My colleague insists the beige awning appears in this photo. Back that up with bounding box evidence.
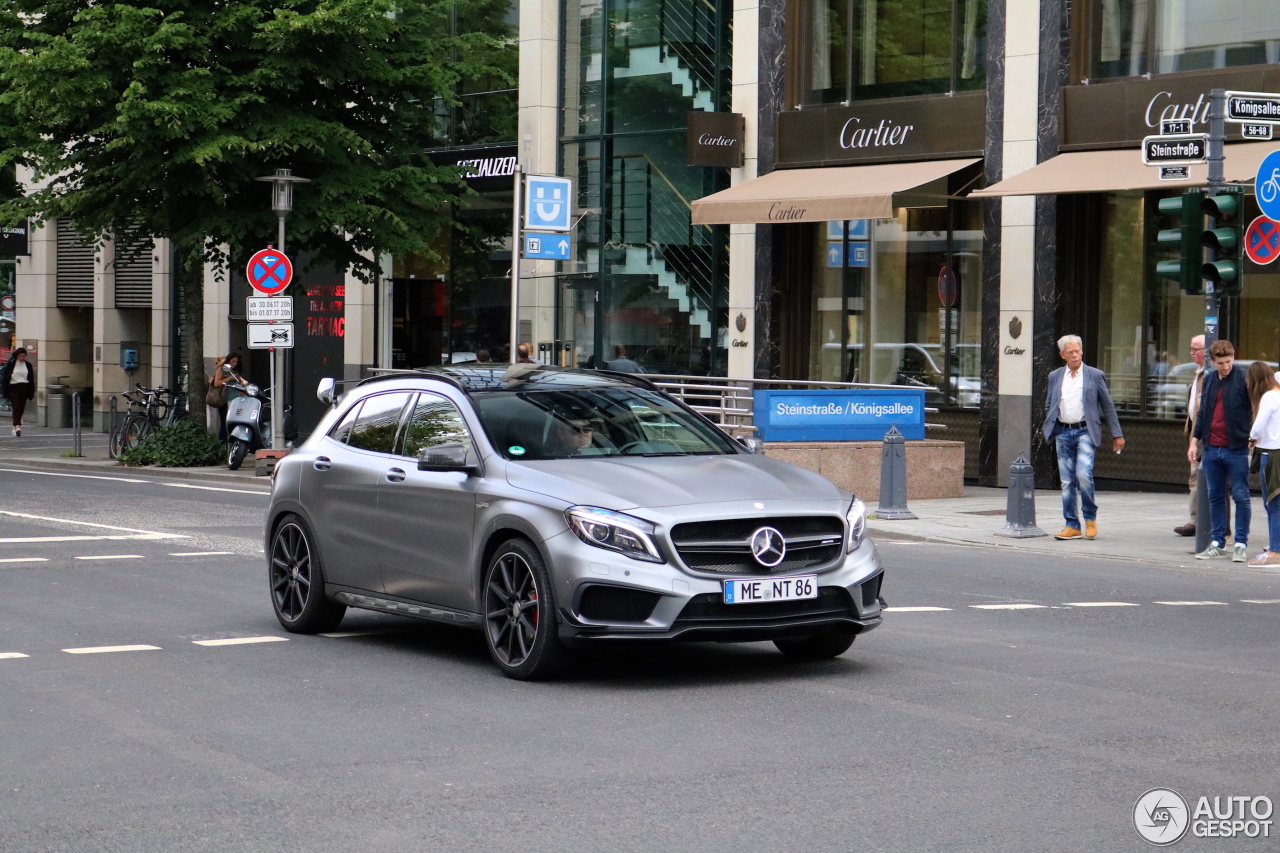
[690,158,981,225]
[971,142,1274,197]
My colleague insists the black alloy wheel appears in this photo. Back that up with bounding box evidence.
[269,514,345,633]
[482,539,569,680]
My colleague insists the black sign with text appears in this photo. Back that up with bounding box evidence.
[687,112,745,168]
[1,222,28,256]
[429,144,519,192]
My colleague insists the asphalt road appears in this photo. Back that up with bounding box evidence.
[1,465,1278,852]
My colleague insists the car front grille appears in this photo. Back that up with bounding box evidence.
[673,587,856,626]
[669,516,845,575]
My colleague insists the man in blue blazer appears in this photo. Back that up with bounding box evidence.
[1041,335,1125,540]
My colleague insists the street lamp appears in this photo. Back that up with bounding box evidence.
[254,168,310,450]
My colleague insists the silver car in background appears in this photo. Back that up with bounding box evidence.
[266,366,884,679]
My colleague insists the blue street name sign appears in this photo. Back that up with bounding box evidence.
[752,389,926,441]
[523,232,572,260]
[525,176,573,231]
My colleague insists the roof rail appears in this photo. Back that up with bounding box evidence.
[590,369,661,392]
[356,368,467,393]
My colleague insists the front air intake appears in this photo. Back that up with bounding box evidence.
[577,585,662,622]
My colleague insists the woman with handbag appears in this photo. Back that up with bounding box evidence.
[0,347,36,436]
[1246,361,1280,567]
[208,352,245,443]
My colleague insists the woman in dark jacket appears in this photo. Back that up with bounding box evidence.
[0,347,36,436]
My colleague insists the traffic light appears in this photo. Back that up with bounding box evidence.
[1156,191,1203,295]
[1201,189,1243,294]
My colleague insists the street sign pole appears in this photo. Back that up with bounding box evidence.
[510,164,522,365]
[1195,89,1228,554]
[273,215,286,451]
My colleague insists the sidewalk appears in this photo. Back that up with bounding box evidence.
[0,424,266,485]
[867,485,1280,571]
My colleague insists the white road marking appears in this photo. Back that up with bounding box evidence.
[1240,599,1280,604]
[62,644,160,654]
[0,535,172,543]
[0,652,29,659]
[0,467,150,483]
[1064,601,1141,607]
[970,603,1047,610]
[192,636,288,647]
[0,510,186,539]
[74,554,144,561]
[161,483,271,496]
[883,606,952,612]
[319,629,401,638]
[1154,601,1228,606]
[0,557,49,564]
[169,552,235,557]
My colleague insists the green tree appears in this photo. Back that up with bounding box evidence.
[0,0,511,420]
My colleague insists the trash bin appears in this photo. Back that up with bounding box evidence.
[46,377,70,428]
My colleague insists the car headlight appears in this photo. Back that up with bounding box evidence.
[846,497,868,552]
[565,506,664,563]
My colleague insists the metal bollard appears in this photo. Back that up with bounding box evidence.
[71,391,83,457]
[874,424,917,520]
[107,395,118,459]
[994,453,1046,538]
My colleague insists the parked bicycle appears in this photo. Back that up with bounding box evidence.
[109,384,185,457]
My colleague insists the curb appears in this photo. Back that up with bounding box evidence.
[0,456,269,487]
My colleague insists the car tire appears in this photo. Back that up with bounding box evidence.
[228,440,247,471]
[482,538,571,680]
[773,627,856,660]
[269,514,346,634]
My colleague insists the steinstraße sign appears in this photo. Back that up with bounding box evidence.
[751,389,926,441]
[1142,133,1208,165]
[687,111,745,168]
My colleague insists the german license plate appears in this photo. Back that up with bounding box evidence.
[723,575,817,604]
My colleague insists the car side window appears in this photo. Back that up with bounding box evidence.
[327,402,362,444]
[346,392,413,454]
[399,392,473,459]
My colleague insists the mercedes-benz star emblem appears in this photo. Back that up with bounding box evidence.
[750,526,786,568]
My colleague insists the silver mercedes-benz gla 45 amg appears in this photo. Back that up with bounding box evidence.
[265,366,884,679]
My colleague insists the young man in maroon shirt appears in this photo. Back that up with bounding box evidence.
[1190,339,1253,561]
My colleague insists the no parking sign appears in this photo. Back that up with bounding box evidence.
[1245,216,1280,266]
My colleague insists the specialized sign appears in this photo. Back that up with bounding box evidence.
[751,388,926,441]
[1255,150,1280,221]
[430,144,519,192]
[1142,133,1208,166]
[1225,90,1280,125]
[246,296,293,321]
[522,233,572,260]
[1245,216,1280,266]
[245,248,293,295]
[1243,124,1274,140]
[0,222,28,256]
[1160,166,1191,181]
[524,176,573,232]
[247,323,294,349]
[687,111,745,168]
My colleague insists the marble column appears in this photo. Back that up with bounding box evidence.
[753,0,786,379]
[727,0,760,380]
[978,0,1006,485]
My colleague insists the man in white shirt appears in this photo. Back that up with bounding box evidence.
[1175,335,1206,536]
[1040,335,1125,540]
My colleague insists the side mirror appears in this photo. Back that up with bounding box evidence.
[737,436,765,454]
[316,377,336,406]
[417,443,477,472]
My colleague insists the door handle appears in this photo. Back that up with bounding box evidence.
[313,456,332,471]
[386,467,406,483]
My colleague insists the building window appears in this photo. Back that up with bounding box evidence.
[809,200,982,407]
[1090,0,1280,80]
[801,0,987,104]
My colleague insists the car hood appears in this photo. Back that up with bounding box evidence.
[504,453,846,510]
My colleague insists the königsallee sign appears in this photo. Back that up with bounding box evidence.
[752,389,926,441]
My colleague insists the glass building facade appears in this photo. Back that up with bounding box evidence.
[559,0,733,375]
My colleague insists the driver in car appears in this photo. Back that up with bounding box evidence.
[547,418,593,456]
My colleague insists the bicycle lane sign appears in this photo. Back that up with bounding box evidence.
[1245,216,1280,265]
[1255,150,1280,221]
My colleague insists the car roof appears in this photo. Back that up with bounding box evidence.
[356,365,658,394]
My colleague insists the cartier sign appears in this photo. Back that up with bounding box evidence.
[687,111,745,167]
[777,91,985,168]
[1062,67,1280,150]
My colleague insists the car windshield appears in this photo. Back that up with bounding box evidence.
[473,386,739,460]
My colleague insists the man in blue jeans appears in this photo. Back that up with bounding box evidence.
[1041,335,1125,540]
[1191,339,1252,561]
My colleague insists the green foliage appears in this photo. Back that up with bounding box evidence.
[119,418,225,467]
[0,0,514,279]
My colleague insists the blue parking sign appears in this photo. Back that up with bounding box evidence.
[525,176,573,231]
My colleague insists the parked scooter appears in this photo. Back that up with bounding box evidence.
[225,379,271,470]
